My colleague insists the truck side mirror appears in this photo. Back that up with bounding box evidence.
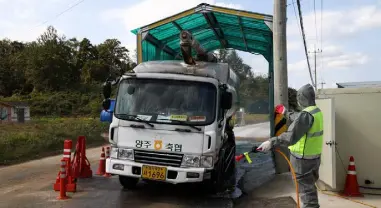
[102,81,112,99]
[221,91,232,109]
[102,98,111,110]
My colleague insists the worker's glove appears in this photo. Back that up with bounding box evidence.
[275,104,286,115]
[258,140,272,152]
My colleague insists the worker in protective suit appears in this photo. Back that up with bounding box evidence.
[258,84,324,208]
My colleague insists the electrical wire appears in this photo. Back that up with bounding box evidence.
[277,149,376,208]
[313,0,319,46]
[359,186,381,190]
[291,0,304,44]
[286,0,311,7]
[320,0,323,53]
[296,0,315,87]
[319,0,324,84]
[33,0,85,29]
[275,147,377,208]
[335,145,381,192]
[238,147,378,208]
[315,184,377,208]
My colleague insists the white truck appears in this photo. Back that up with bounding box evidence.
[102,30,240,192]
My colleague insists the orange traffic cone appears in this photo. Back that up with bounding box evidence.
[96,147,106,175]
[53,172,61,191]
[103,146,112,178]
[342,156,363,197]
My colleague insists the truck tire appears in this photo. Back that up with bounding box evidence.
[225,144,236,189]
[204,130,236,194]
[119,176,139,189]
[224,130,236,190]
[205,158,225,194]
[226,131,236,178]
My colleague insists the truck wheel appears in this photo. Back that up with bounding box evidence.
[119,176,139,189]
[225,145,236,189]
[209,149,227,194]
[205,162,224,194]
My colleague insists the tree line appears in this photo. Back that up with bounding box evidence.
[216,49,298,112]
[0,26,135,97]
[0,25,297,116]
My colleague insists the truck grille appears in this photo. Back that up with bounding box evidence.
[134,149,183,167]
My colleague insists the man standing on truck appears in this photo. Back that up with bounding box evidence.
[258,84,324,208]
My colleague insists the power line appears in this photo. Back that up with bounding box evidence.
[33,0,85,29]
[308,45,322,90]
[318,0,324,85]
[291,0,304,43]
[320,81,326,89]
[320,0,324,71]
[286,0,309,7]
[320,0,323,50]
[313,0,319,45]
[296,0,315,87]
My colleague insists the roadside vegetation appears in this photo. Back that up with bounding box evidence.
[0,117,108,165]
[244,114,269,125]
[0,26,298,165]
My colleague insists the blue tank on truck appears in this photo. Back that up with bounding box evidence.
[100,99,115,122]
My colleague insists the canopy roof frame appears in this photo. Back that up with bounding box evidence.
[131,3,275,136]
[132,3,273,62]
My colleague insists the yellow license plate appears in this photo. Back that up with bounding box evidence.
[141,165,167,181]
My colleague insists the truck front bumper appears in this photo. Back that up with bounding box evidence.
[106,158,211,184]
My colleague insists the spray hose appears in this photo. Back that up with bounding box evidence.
[236,147,377,208]
[236,147,301,207]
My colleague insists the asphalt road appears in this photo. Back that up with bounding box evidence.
[234,122,270,139]
[0,122,295,208]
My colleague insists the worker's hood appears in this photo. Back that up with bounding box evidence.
[297,84,316,108]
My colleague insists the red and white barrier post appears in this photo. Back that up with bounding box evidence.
[57,159,70,200]
[103,146,111,178]
[63,140,77,192]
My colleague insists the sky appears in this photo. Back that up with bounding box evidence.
[1,0,381,89]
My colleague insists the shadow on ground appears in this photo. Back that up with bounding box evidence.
[56,139,296,208]
[0,139,296,208]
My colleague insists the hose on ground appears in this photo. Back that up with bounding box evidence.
[315,183,377,208]
[239,148,378,208]
[275,148,377,208]
[274,148,300,208]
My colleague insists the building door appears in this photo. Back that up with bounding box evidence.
[316,98,336,189]
[17,108,25,123]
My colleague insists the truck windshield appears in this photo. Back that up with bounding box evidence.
[115,78,217,125]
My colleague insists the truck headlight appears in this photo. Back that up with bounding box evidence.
[110,147,118,159]
[201,156,213,168]
[118,148,134,160]
[182,155,200,167]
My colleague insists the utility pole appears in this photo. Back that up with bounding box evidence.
[320,81,326,89]
[273,0,289,174]
[308,45,322,90]
[273,0,288,108]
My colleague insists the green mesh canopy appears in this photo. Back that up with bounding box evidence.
[131,3,273,63]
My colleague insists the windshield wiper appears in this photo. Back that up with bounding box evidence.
[115,114,154,127]
[157,119,201,131]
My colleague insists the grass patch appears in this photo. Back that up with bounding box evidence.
[0,114,268,165]
[0,117,109,166]
[244,114,269,125]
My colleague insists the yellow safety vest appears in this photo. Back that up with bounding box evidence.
[229,115,236,127]
[288,106,324,159]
